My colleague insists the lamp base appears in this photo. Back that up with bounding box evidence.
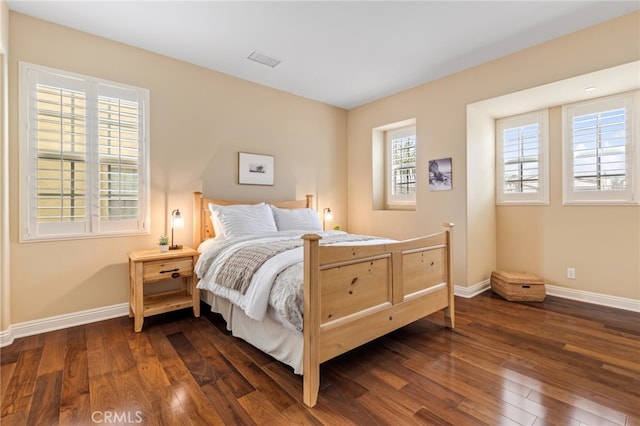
[169,244,183,250]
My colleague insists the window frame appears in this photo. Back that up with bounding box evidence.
[385,124,416,208]
[496,109,549,205]
[19,62,150,242]
[562,91,639,205]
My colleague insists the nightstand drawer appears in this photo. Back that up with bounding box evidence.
[143,258,193,282]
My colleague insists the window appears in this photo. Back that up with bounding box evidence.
[496,110,549,204]
[19,62,150,241]
[386,125,416,207]
[563,91,638,205]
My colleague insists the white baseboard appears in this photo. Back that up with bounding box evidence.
[0,303,129,348]
[0,326,13,348]
[456,280,639,312]
[545,285,640,313]
[455,279,491,298]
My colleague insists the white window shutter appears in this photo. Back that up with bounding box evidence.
[496,110,549,205]
[386,125,416,207]
[563,91,638,205]
[19,62,150,241]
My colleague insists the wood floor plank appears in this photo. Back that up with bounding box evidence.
[320,363,370,401]
[184,321,259,399]
[36,329,67,376]
[502,356,636,420]
[237,390,289,425]
[85,321,114,378]
[278,402,325,425]
[525,389,624,426]
[145,326,227,425]
[2,293,639,425]
[310,380,387,425]
[201,379,257,426]
[25,370,62,425]
[167,331,221,387]
[59,327,91,426]
[355,391,424,425]
[563,342,640,372]
[88,372,123,418]
[0,412,27,426]
[195,320,292,402]
[0,362,16,399]
[152,397,194,426]
[128,339,172,392]
[0,334,43,365]
[455,398,527,426]
[0,347,43,418]
[113,370,159,425]
[261,361,304,401]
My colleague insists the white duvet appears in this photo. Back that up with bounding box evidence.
[195,230,390,331]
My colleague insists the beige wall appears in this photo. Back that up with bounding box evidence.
[1,0,9,333]
[6,10,640,328]
[347,11,640,297]
[496,104,639,299]
[8,13,347,323]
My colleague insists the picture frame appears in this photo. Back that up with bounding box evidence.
[238,152,274,185]
[429,157,452,191]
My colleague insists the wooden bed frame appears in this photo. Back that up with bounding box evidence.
[193,192,455,407]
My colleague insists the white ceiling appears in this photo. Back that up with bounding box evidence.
[7,0,640,109]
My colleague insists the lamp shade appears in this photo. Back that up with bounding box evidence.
[170,209,184,250]
[172,209,184,229]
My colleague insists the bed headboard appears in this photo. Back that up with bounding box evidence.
[192,191,314,248]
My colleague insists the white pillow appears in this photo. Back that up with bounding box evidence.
[208,202,277,239]
[209,209,226,240]
[270,205,322,231]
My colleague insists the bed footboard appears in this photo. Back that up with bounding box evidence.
[302,223,454,407]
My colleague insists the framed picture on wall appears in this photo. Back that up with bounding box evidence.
[238,152,275,185]
[429,157,452,191]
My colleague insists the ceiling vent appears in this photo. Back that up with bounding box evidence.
[247,51,281,68]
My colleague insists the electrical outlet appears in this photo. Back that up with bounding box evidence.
[567,268,576,279]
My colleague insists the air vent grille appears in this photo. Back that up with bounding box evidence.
[247,51,281,68]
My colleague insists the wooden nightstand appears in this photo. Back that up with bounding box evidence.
[128,247,200,332]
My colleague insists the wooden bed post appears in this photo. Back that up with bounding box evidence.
[302,233,321,407]
[442,223,455,329]
[193,192,203,249]
[304,194,314,209]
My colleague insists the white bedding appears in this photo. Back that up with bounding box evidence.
[202,291,304,374]
[195,230,392,331]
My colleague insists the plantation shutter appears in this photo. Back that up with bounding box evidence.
[20,62,149,241]
[496,110,549,205]
[95,85,144,233]
[27,70,89,237]
[570,107,627,192]
[563,93,637,204]
[386,125,416,206]
[391,134,416,195]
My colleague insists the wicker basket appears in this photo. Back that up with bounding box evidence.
[491,270,545,302]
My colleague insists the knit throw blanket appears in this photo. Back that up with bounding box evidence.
[215,233,383,295]
[216,239,303,294]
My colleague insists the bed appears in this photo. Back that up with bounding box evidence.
[192,191,455,407]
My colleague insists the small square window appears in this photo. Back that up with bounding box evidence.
[496,110,549,205]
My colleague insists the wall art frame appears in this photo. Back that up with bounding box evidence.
[238,152,275,186]
[429,157,452,191]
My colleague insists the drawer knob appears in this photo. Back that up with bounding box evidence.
[171,272,180,279]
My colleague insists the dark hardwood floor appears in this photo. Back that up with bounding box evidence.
[2,291,639,425]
